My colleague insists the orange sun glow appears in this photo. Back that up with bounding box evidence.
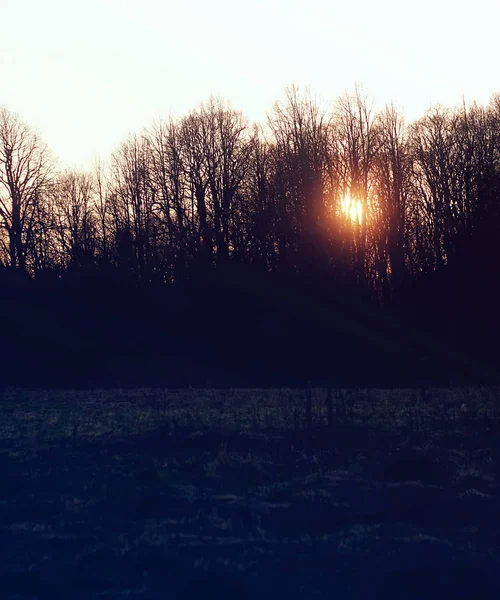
[340,195,362,224]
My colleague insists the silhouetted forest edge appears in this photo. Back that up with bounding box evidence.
[0,264,497,389]
[0,88,499,388]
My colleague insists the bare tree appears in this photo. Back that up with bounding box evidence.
[179,111,211,269]
[240,125,278,270]
[92,157,113,269]
[410,105,461,271]
[110,134,156,282]
[268,85,331,273]
[332,87,379,284]
[372,104,412,295]
[196,98,252,265]
[147,118,192,280]
[52,169,97,273]
[0,108,52,272]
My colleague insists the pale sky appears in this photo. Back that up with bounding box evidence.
[1,0,498,168]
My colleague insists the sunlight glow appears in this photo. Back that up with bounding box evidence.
[341,195,363,225]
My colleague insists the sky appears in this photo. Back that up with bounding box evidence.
[0,0,498,169]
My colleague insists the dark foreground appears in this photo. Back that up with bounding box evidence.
[1,387,500,599]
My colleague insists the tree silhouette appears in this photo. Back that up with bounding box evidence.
[0,88,499,387]
[0,108,52,272]
[371,104,411,298]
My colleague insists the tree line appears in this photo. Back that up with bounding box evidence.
[1,86,499,387]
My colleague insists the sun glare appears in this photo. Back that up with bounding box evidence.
[341,195,362,224]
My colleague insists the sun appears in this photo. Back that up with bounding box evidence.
[340,195,362,224]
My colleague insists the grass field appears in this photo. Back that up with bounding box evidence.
[1,386,500,599]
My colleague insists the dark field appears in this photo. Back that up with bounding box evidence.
[1,386,500,599]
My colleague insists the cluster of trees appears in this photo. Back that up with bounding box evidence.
[0,87,499,386]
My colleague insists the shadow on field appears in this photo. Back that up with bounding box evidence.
[1,388,500,598]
